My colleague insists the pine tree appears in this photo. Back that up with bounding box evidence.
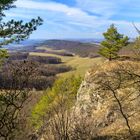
[0,0,43,60]
[0,1,43,139]
[99,24,129,61]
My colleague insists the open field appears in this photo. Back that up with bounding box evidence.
[36,46,67,53]
[29,51,104,77]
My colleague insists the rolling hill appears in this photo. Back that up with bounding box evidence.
[39,39,100,57]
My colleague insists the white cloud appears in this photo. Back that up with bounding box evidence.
[76,0,120,18]
[67,21,94,28]
[5,12,32,19]
[14,0,101,28]
[15,0,88,17]
[11,0,140,39]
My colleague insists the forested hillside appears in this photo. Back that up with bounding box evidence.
[40,40,100,57]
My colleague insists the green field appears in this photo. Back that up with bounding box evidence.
[30,50,103,77]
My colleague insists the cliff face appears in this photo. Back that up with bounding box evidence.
[76,71,103,116]
[39,61,140,140]
[75,69,117,128]
[74,61,140,136]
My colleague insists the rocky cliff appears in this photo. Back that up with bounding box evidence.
[74,61,140,138]
[39,61,140,140]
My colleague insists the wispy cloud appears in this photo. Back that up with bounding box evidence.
[15,0,87,17]
[5,0,140,39]
[5,12,32,19]
[76,0,119,18]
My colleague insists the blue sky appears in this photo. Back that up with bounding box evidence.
[5,0,140,39]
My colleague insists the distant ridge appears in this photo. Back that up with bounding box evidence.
[4,39,101,57]
[41,39,100,57]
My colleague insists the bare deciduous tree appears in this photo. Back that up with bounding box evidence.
[0,61,38,140]
[94,61,140,136]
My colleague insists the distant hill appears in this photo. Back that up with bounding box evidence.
[4,39,45,51]
[4,39,101,57]
[67,38,103,43]
[41,40,100,57]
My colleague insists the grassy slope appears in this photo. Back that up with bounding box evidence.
[29,51,103,77]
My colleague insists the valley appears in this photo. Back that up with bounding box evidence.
[30,47,103,77]
[7,39,103,77]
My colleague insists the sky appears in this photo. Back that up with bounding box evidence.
[4,0,140,39]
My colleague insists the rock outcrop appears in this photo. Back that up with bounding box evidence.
[74,61,140,136]
[75,68,117,128]
[39,61,140,139]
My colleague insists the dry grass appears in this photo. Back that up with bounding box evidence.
[29,52,104,77]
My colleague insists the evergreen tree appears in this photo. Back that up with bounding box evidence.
[99,24,129,61]
[0,0,43,60]
[0,1,43,139]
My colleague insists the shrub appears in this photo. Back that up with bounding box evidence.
[31,76,82,129]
